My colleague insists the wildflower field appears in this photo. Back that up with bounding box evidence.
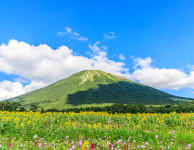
[0,111,193,149]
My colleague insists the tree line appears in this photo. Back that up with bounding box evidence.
[0,101,194,113]
[46,102,194,113]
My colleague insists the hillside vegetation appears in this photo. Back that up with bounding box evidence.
[7,70,193,109]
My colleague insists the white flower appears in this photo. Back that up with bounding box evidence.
[33,134,38,139]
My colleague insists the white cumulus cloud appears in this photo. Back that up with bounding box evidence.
[131,57,194,89]
[1,40,194,100]
[0,39,130,100]
[0,80,46,100]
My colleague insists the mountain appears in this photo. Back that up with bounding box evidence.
[7,70,193,109]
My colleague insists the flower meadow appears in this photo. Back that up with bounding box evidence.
[0,111,193,149]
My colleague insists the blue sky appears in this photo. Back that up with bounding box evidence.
[0,0,194,99]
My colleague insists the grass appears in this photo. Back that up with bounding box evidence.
[0,111,193,149]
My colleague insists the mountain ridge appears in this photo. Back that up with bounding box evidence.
[7,70,193,109]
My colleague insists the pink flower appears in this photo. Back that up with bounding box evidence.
[79,140,83,146]
[116,139,122,144]
[172,136,176,139]
[39,143,42,148]
[187,144,192,148]
[8,144,12,148]
[72,145,76,149]
[145,142,149,145]
[71,140,74,144]
[141,145,146,148]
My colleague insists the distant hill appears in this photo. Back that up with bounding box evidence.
[7,70,193,109]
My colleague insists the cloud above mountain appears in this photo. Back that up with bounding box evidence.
[1,40,194,100]
[0,40,129,100]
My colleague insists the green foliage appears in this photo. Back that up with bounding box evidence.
[46,102,194,114]
[0,101,22,111]
[1,101,194,114]
[7,70,194,110]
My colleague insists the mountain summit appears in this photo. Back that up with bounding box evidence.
[8,70,191,109]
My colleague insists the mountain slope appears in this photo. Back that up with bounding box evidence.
[7,70,192,109]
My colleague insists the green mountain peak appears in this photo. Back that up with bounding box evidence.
[7,70,192,109]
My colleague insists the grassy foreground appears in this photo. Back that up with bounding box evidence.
[0,111,193,149]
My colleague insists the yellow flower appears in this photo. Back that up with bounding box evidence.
[14,117,20,123]
[104,124,109,129]
[82,141,89,149]
[21,122,24,127]
[27,120,31,125]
